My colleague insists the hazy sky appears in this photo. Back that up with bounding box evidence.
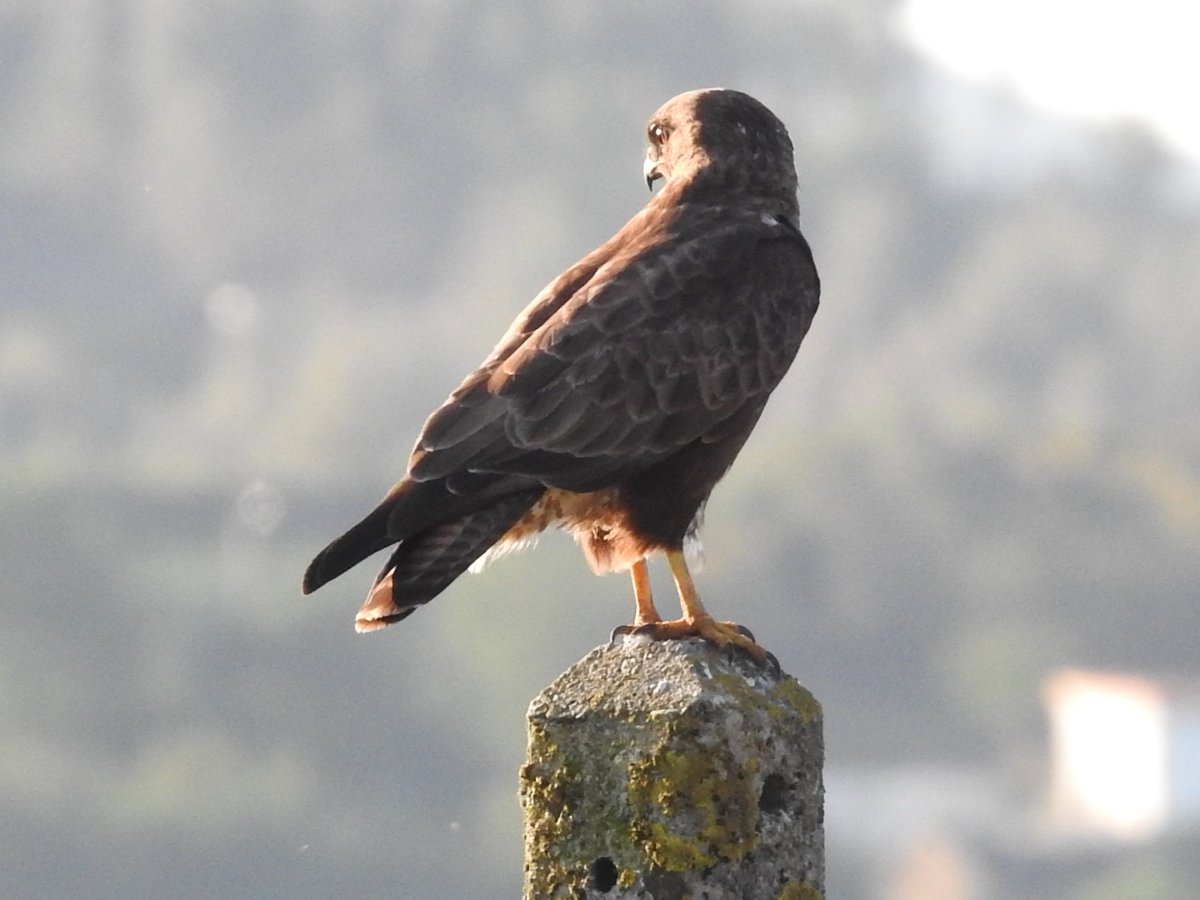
[901,0,1200,164]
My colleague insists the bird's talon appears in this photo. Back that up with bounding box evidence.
[727,639,773,669]
[611,621,667,644]
[614,614,776,669]
[609,623,642,643]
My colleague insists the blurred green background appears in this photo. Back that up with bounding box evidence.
[3,1,1198,897]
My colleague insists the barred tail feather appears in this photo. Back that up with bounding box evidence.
[302,500,397,595]
[354,488,543,632]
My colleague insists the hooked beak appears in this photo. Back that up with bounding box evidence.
[643,155,662,191]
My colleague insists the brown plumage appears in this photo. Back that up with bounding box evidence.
[303,88,820,662]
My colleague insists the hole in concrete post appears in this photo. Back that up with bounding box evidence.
[759,772,788,814]
[589,857,618,892]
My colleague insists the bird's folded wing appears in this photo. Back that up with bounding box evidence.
[409,206,819,493]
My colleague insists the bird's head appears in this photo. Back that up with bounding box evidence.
[643,89,798,206]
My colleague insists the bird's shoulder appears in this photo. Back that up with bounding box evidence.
[408,195,816,485]
[490,198,814,382]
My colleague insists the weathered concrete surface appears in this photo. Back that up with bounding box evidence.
[521,637,823,900]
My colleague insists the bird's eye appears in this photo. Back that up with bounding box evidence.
[650,124,669,146]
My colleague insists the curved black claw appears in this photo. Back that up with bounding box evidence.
[722,641,781,674]
[609,624,636,644]
[628,622,661,637]
[733,624,756,642]
[609,623,664,643]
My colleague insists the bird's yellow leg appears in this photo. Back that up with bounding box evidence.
[610,558,663,641]
[628,549,771,665]
[630,558,661,626]
[611,552,774,667]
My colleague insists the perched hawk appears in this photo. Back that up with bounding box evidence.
[303,89,820,663]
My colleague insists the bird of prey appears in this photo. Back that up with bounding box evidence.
[303,88,820,663]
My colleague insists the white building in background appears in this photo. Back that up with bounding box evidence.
[1043,668,1200,840]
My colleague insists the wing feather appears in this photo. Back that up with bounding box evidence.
[408,204,819,494]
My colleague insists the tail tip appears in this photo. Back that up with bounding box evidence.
[354,608,417,632]
[301,555,326,595]
[354,572,419,632]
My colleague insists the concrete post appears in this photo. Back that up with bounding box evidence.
[520,637,823,899]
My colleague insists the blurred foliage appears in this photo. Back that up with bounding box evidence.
[1,1,1198,898]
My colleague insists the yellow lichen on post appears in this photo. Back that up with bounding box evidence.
[521,638,823,899]
[627,741,761,870]
[777,880,824,900]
